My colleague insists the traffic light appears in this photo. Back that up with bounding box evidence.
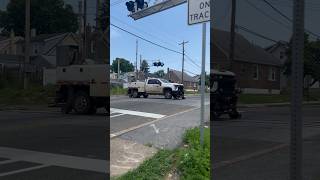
[136,0,148,10]
[126,1,135,13]
[153,61,164,67]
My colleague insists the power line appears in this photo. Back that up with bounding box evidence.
[185,54,201,68]
[236,25,279,43]
[111,23,182,54]
[262,0,320,38]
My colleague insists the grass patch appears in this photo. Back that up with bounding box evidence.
[115,150,174,180]
[111,87,127,96]
[0,84,55,105]
[114,127,210,180]
[177,128,210,180]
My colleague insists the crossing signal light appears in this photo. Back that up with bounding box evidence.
[136,0,148,10]
[153,62,164,67]
[126,1,135,13]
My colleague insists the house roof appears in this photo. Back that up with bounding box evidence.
[264,41,289,53]
[169,69,198,82]
[16,33,67,43]
[212,29,282,66]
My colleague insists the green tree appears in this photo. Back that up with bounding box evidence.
[97,0,108,32]
[111,58,134,73]
[0,0,78,36]
[153,70,166,78]
[284,33,320,87]
[140,60,150,74]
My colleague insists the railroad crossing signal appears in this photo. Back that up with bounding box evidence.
[153,61,164,67]
[125,0,149,13]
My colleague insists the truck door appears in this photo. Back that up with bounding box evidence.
[146,79,155,93]
[154,79,163,93]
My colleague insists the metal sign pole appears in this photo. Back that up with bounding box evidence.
[200,22,206,146]
[290,0,304,179]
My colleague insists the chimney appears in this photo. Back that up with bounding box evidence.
[31,29,36,37]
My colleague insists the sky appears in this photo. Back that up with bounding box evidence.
[110,0,211,76]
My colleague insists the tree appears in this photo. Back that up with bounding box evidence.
[97,0,108,32]
[111,58,134,73]
[284,33,320,87]
[0,0,78,36]
[153,70,166,78]
[140,60,150,74]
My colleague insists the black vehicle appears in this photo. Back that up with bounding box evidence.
[210,70,241,120]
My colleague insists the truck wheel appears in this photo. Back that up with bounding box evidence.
[73,91,91,114]
[229,111,241,119]
[143,93,148,98]
[132,89,139,98]
[61,104,72,114]
[164,89,172,99]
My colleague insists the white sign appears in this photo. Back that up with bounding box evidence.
[188,0,210,25]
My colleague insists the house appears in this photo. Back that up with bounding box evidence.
[0,31,23,55]
[211,29,282,94]
[165,69,198,90]
[265,41,290,90]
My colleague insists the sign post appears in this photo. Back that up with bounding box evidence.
[188,0,210,145]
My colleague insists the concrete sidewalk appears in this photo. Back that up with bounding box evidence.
[238,101,320,108]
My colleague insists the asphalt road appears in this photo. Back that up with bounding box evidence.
[213,105,320,180]
[110,94,210,138]
[0,108,108,180]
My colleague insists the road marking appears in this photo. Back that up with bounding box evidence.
[150,124,160,134]
[0,159,17,165]
[0,147,108,173]
[110,106,200,139]
[110,114,125,118]
[110,108,166,119]
[0,165,50,177]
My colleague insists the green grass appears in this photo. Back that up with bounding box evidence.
[114,150,174,180]
[0,84,55,105]
[111,87,127,96]
[114,127,210,180]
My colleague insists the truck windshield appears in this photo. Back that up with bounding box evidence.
[159,78,170,83]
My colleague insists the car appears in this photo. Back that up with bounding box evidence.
[210,70,241,120]
[127,78,185,99]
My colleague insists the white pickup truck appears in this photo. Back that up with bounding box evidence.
[127,78,185,99]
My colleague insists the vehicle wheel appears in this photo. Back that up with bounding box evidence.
[143,94,149,98]
[73,91,92,114]
[132,89,139,98]
[164,89,172,99]
[61,104,72,114]
[128,90,133,98]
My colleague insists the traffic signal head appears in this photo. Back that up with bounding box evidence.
[126,1,135,13]
[135,0,145,10]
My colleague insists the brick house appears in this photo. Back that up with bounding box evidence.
[211,29,282,94]
[165,69,198,90]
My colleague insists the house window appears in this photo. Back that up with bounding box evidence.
[268,67,276,81]
[253,64,259,80]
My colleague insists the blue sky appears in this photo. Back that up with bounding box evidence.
[110,0,210,76]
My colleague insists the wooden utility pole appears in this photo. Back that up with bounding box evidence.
[78,1,83,61]
[117,59,120,79]
[24,0,30,89]
[83,0,87,62]
[179,41,188,85]
[96,0,100,30]
[136,40,138,79]
[229,0,236,71]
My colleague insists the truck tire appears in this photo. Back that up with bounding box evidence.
[132,89,139,98]
[164,89,172,99]
[73,91,92,114]
[143,93,148,98]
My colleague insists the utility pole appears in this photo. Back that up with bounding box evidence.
[78,1,83,61]
[290,0,304,179]
[229,0,236,71]
[24,0,30,89]
[83,0,87,62]
[136,40,138,79]
[179,41,188,85]
[117,59,120,79]
[96,0,100,30]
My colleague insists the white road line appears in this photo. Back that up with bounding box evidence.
[110,108,166,119]
[110,114,125,118]
[0,147,108,173]
[0,165,50,177]
[0,159,17,165]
